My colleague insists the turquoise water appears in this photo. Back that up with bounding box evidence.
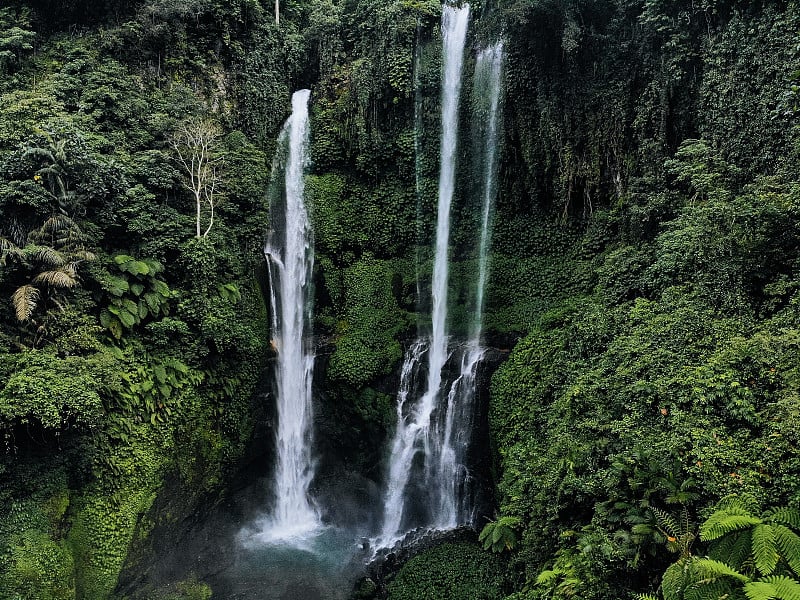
[216,526,368,599]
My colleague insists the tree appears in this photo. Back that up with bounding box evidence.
[171,118,223,238]
[0,8,35,75]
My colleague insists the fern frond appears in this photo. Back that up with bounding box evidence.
[744,581,778,600]
[745,576,800,600]
[61,262,79,278]
[654,507,681,538]
[686,578,743,600]
[26,245,66,267]
[774,526,800,576]
[536,569,561,586]
[636,594,661,600]
[763,575,800,600]
[710,529,752,571]
[753,525,780,576]
[33,269,77,288]
[692,558,750,582]
[73,249,96,261]
[0,237,24,264]
[36,214,79,236]
[716,495,761,515]
[663,559,691,600]
[767,509,800,531]
[702,513,762,542]
[12,285,39,321]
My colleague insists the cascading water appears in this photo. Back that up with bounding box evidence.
[378,4,471,542]
[260,89,321,542]
[435,40,505,525]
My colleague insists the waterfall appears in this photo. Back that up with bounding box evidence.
[261,89,321,542]
[378,4,471,542]
[471,41,503,341]
[434,40,505,526]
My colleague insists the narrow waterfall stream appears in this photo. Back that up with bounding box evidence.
[260,88,321,542]
[435,40,505,527]
[378,4,471,543]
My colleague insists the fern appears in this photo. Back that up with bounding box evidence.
[768,509,800,531]
[663,559,691,600]
[12,285,39,321]
[753,525,780,576]
[764,576,800,600]
[710,528,752,570]
[774,526,800,576]
[33,269,77,288]
[636,594,661,600]
[702,513,762,542]
[26,245,66,267]
[0,236,23,264]
[716,495,761,515]
[744,581,778,600]
[686,578,744,600]
[654,507,682,538]
[745,576,800,600]
[536,569,561,586]
[692,558,749,582]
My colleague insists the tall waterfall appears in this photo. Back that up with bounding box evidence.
[434,40,505,526]
[379,4,471,542]
[261,89,321,542]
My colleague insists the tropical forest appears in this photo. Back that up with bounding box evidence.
[2,0,800,598]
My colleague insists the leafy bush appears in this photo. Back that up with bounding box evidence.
[387,542,509,600]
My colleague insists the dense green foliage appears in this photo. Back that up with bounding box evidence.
[0,1,280,597]
[486,2,800,599]
[386,542,510,600]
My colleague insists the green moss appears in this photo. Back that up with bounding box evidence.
[0,530,75,600]
[68,422,167,600]
[328,257,413,387]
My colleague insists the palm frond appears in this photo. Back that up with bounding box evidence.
[12,285,39,321]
